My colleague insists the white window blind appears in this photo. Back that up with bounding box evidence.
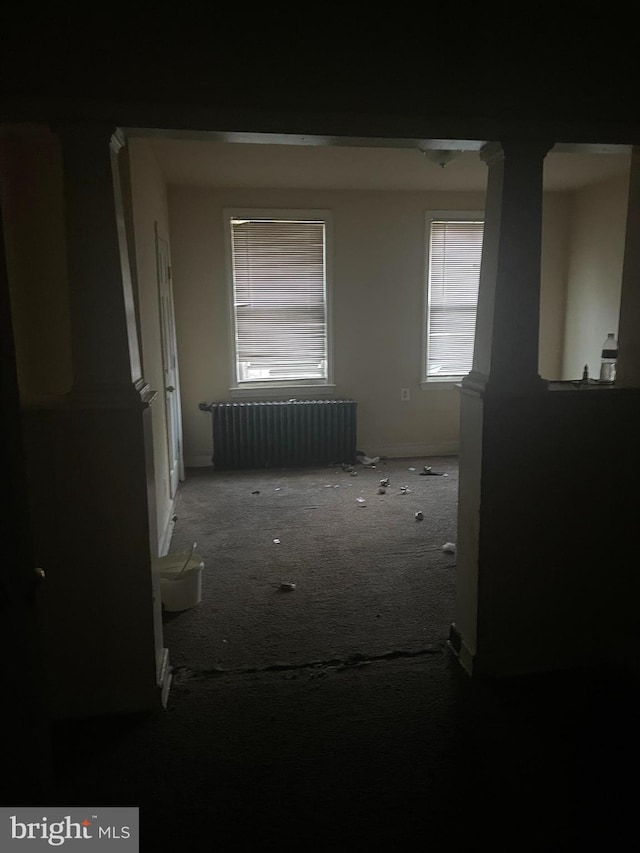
[230,217,328,383]
[426,218,484,378]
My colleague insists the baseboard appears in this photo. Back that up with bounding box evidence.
[447,623,475,676]
[447,623,611,679]
[186,446,458,467]
[373,442,459,459]
[185,454,213,468]
[158,498,177,557]
[162,669,173,709]
[156,647,172,709]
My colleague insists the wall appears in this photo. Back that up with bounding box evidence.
[562,173,630,380]
[0,124,72,400]
[168,186,571,466]
[460,385,640,676]
[540,192,570,380]
[128,138,176,554]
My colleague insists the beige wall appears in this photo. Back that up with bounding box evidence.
[168,186,571,465]
[540,193,571,379]
[0,124,72,400]
[562,173,630,380]
[128,138,175,554]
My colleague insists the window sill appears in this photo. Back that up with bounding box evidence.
[420,379,463,391]
[230,384,337,399]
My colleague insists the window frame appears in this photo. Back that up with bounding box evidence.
[421,210,485,390]
[224,208,335,398]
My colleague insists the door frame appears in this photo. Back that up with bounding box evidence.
[155,221,185,495]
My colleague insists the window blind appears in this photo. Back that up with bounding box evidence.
[230,218,328,382]
[427,219,484,377]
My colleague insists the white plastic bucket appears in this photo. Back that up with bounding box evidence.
[154,544,204,612]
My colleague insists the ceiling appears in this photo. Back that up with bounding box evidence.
[149,138,631,193]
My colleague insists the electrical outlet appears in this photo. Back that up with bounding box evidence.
[400,388,410,401]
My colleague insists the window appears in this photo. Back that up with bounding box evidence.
[424,212,484,383]
[226,211,332,390]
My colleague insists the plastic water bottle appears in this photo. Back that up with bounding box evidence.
[599,333,618,383]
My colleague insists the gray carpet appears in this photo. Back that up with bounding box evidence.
[164,457,458,672]
[45,456,640,848]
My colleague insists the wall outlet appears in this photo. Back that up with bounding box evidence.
[400,388,410,401]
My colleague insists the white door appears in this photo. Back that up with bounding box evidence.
[156,226,184,497]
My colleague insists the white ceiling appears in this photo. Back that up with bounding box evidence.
[149,138,631,193]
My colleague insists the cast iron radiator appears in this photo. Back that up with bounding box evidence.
[199,400,357,470]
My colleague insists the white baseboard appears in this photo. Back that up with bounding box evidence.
[373,442,459,459]
[156,647,172,708]
[162,669,173,709]
[456,638,475,676]
[447,623,475,677]
[185,454,213,468]
[185,446,458,467]
[158,498,177,557]
[448,625,603,679]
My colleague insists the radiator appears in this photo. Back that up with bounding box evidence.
[199,400,357,470]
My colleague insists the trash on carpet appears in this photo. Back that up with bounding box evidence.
[356,454,380,467]
[273,538,281,544]
[419,466,449,477]
[415,511,424,521]
[442,542,456,553]
[252,490,260,495]
[380,477,390,487]
[356,497,366,505]
[408,467,416,471]
[279,582,296,592]
[400,486,411,494]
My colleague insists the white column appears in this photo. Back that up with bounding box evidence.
[616,145,640,387]
[453,138,552,676]
[464,140,553,395]
[35,123,163,716]
[56,123,149,402]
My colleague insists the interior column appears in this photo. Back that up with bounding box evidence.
[466,140,551,394]
[452,139,552,676]
[28,123,164,716]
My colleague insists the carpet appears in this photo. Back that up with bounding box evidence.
[46,456,640,849]
[164,456,458,672]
